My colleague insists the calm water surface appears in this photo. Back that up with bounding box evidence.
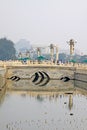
[0,88,87,130]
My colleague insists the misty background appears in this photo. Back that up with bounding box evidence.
[0,0,87,54]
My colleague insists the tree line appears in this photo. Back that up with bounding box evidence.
[0,37,87,63]
[0,38,16,60]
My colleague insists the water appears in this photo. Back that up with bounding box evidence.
[0,87,87,130]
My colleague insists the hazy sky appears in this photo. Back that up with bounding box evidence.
[0,0,87,54]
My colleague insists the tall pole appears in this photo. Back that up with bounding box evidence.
[37,47,41,57]
[55,45,58,64]
[50,44,54,62]
[67,39,77,61]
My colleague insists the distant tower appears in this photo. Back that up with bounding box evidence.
[50,44,54,62]
[55,45,58,64]
[18,52,22,59]
[37,47,41,57]
[26,50,30,58]
[67,39,77,59]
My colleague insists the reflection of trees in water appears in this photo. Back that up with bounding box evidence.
[21,93,26,98]
[35,93,73,104]
[36,93,60,102]
[36,94,44,102]
[49,94,59,101]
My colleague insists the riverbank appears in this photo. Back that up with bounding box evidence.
[74,69,87,90]
[0,68,7,99]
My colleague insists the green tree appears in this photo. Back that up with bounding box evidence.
[59,53,68,62]
[0,38,16,60]
[79,55,87,63]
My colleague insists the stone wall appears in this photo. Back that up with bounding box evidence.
[7,66,75,78]
[0,68,6,89]
[6,66,75,91]
[0,68,6,100]
[0,65,87,91]
[74,69,87,90]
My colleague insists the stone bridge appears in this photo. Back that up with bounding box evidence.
[0,62,87,91]
[6,66,75,91]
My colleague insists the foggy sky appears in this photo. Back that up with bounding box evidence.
[0,0,87,54]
